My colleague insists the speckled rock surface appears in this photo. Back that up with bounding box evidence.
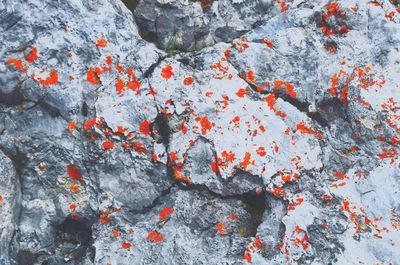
[1,0,400,264]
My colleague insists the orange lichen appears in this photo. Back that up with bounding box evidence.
[161,65,174,80]
[37,69,59,86]
[67,164,83,182]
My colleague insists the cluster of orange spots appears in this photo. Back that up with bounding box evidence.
[102,141,115,150]
[67,164,83,182]
[86,67,101,85]
[99,209,112,224]
[291,225,310,251]
[276,0,288,12]
[271,80,297,98]
[256,146,267,157]
[69,183,79,193]
[295,121,323,140]
[139,120,153,136]
[236,88,251,98]
[333,171,349,180]
[161,65,174,80]
[67,122,77,133]
[173,168,193,184]
[377,148,398,164]
[261,37,274,48]
[234,37,250,53]
[36,69,59,86]
[263,94,286,119]
[217,223,230,236]
[287,197,304,211]
[340,145,358,155]
[178,119,189,134]
[210,57,232,80]
[279,170,300,184]
[381,98,400,133]
[159,207,174,221]
[147,231,165,243]
[320,2,349,38]
[96,37,108,48]
[25,47,38,63]
[7,58,28,73]
[271,186,284,197]
[239,152,255,170]
[121,242,132,249]
[194,116,215,135]
[183,76,194,86]
[243,237,265,263]
[342,199,388,237]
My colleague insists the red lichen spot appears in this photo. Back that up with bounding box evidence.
[228,215,238,221]
[200,0,213,9]
[139,120,152,136]
[256,146,267,157]
[37,69,59,86]
[377,148,398,164]
[333,171,348,179]
[147,231,164,243]
[243,237,265,263]
[236,88,250,98]
[217,223,229,235]
[174,169,193,184]
[25,47,38,63]
[102,141,115,150]
[264,94,277,110]
[67,164,83,182]
[273,80,297,98]
[296,121,323,139]
[161,65,174,80]
[240,152,255,170]
[87,67,100,85]
[67,122,77,133]
[195,116,215,135]
[276,0,289,12]
[7,58,28,72]
[99,209,112,224]
[262,37,274,48]
[271,186,283,197]
[115,77,124,95]
[106,55,112,65]
[159,207,174,221]
[96,38,108,48]
[183,76,194,86]
[69,203,76,210]
[121,242,132,249]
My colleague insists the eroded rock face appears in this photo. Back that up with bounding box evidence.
[1,0,400,264]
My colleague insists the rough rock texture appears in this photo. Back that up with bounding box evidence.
[1,0,400,264]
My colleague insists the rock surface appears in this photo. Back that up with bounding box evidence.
[1,0,400,264]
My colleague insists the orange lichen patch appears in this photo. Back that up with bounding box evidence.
[7,58,28,72]
[271,186,284,197]
[179,120,189,134]
[183,76,194,85]
[25,47,38,63]
[69,203,76,211]
[239,152,255,170]
[67,122,77,133]
[200,0,213,9]
[161,65,174,80]
[292,226,310,251]
[234,36,250,52]
[333,171,349,179]
[67,164,83,181]
[243,237,265,263]
[210,58,232,80]
[217,223,230,235]
[147,231,164,243]
[256,146,267,157]
[102,141,115,150]
[96,37,108,48]
[113,230,120,238]
[87,67,101,85]
[262,37,274,48]
[139,120,152,136]
[210,161,219,173]
[69,183,79,193]
[159,207,174,221]
[37,69,59,86]
[264,94,277,110]
[99,209,112,224]
[228,215,238,221]
[276,0,288,12]
[295,121,323,139]
[287,197,304,211]
[236,88,251,98]
[377,148,398,164]
[273,80,297,98]
[195,116,215,135]
[83,116,102,131]
[174,169,193,184]
[121,242,132,249]
[321,2,349,38]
